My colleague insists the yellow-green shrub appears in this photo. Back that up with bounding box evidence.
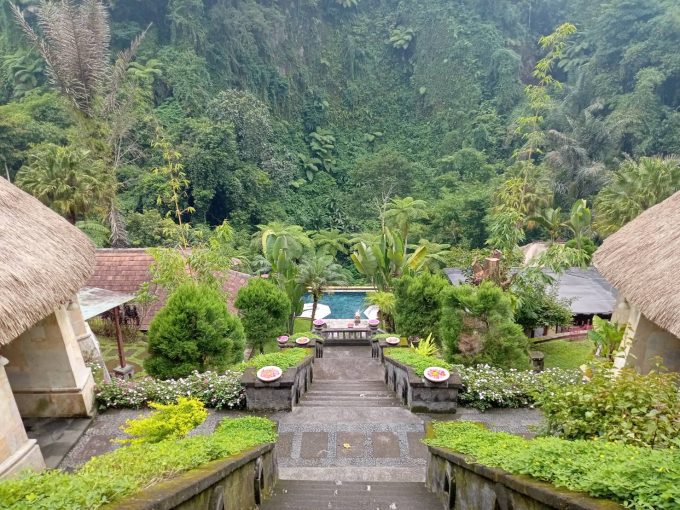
[119,397,208,445]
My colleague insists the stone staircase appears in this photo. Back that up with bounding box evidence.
[266,345,438,509]
[298,380,401,407]
[260,480,441,510]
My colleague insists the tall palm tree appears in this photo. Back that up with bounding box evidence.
[384,197,428,248]
[15,143,112,223]
[296,252,347,326]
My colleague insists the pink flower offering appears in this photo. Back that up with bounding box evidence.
[313,319,326,327]
[277,335,289,344]
[423,366,450,383]
[296,336,310,345]
[347,323,354,328]
[257,366,283,382]
[368,319,380,327]
[386,336,400,345]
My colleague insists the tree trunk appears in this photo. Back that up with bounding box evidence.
[309,296,318,328]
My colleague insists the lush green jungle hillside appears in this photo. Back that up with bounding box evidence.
[2,0,680,263]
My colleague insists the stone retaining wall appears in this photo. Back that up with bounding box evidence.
[107,443,276,510]
[427,446,623,510]
[240,355,314,411]
[383,356,461,413]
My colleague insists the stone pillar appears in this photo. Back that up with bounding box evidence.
[68,298,97,362]
[0,356,45,479]
[0,304,95,418]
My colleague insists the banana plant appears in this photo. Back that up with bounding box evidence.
[351,227,427,291]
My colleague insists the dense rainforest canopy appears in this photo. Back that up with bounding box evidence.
[2,0,680,262]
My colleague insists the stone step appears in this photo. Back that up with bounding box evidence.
[298,399,402,407]
[304,392,395,399]
[311,381,388,388]
[260,481,440,510]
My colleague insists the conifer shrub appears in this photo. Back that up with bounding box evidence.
[440,281,530,369]
[393,273,449,343]
[235,278,291,354]
[145,283,245,379]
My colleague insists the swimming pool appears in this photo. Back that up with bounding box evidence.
[303,291,370,319]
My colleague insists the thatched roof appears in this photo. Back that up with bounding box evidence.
[593,190,680,337]
[0,178,95,345]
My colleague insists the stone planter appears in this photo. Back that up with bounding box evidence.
[427,446,622,510]
[108,443,277,510]
[241,355,314,411]
[383,356,461,413]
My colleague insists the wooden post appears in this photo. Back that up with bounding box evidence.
[113,306,127,369]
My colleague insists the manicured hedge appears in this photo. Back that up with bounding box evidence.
[425,421,680,510]
[0,417,277,510]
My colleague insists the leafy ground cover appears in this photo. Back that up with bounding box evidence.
[0,417,277,510]
[535,340,593,369]
[384,349,581,411]
[236,347,311,371]
[425,421,680,510]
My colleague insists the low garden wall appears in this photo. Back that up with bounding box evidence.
[107,443,277,510]
[427,446,622,510]
[383,355,461,413]
[240,355,314,411]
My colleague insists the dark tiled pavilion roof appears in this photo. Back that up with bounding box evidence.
[86,248,250,330]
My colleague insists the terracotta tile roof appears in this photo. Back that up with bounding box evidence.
[86,248,251,330]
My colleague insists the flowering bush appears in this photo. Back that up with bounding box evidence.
[385,349,581,411]
[456,364,582,411]
[96,370,245,410]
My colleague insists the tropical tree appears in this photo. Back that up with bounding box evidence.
[384,196,428,248]
[312,229,349,258]
[254,222,312,332]
[595,157,680,236]
[530,207,564,242]
[11,0,145,117]
[296,252,347,325]
[350,227,427,291]
[11,0,148,246]
[366,291,396,332]
[15,143,112,223]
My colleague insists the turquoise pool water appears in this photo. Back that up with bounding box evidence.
[303,291,369,319]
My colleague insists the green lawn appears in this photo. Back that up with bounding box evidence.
[98,335,150,378]
[294,317,312,334]
[536,339,594,369]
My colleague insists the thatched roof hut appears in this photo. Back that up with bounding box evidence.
[0,178,95,345]
[593,190,680,337]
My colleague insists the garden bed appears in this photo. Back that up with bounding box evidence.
[239,348,314,411]
[0,417,277,510]
[384,349,581,411]
[425,421,679,510]
[383,350,462,413]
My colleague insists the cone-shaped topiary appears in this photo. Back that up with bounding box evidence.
[145,283,244,379]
